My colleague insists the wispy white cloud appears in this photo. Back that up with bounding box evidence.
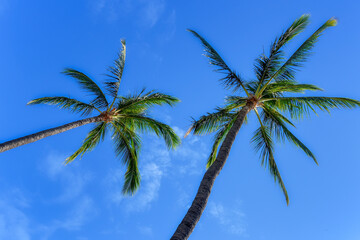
[107,161,164,211]
[39,196,96,240]
[174,184,191,209]
[105,132,172,210]
[158,9,177,41]
[0,199,30,240]
[35,153,96,239]
[126,162,163,211]
[208,201,247,236]
[139,0,165,27]
[171,128,207,176]
[93,0,106,12]
[8,188,30,208]
[106,125,209,211]
[0,166,97,240]
[91,0,167,28]
[138,225,153,236]
[172,126,185,137]
[58,196,96,231]
[40,153,92,202]
[91,0,133,22]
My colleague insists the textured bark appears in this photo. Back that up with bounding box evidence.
[170,103,254,240]
[0,116,103,153]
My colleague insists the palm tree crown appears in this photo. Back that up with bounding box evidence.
[28,40,181,194]
[185,15,359,204]
[171,15,360,240]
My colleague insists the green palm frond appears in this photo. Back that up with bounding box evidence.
[188,29,249,95]
[224,96,248,110]
[123,152,141,195]
[62,68,108,108]
[263,82,322,95]
[258,18,337,96]
[273,14,310,49]
[185,108,237,137]
[26,44,181,199]
[254,53,284,88]
[268,153,289,205]
[262,105,317,164]
[186,15,360,208]
[65,122,107,164]
[113,90,179,195]
[105,40,126,105]
[117,115,180,149]
[266,96,360,119]
[28,96,99,116]
[206,116,237,168]
[251,119,289,205]
[261,104,295,128]
[274,18,337,82]
[111,123,140,165]
[117,89,180,114]
[254,15,310,93]
[244,81,260,94]
[111,122,141,195]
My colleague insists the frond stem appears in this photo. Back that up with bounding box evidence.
[254,108,265,127]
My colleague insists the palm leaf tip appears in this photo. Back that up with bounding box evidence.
[27,96,96,116]
[122,165,141,195]
[169,96,181,105]
[64,122,107,164]
[284,190,290,205]
[122,178,140,195]
[261,105,319,165]
[65,155,76,165]
[272,97,360,119]
[258,16,338,95]
[61,68,109,108]
[121,38,126,46]
[186,28,196,34]
[111,124,141,195]
[276,174,289,205]
[163,127,181,149]
[184,126,193,138]
[327,17,338,27]
[28,98,46,105]
[277,13,310,45]
[105,40,127,102]
[167,129,181,149]
[252,114,290,205]
[187,29,248,94]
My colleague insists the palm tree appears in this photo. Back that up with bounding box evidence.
[171,15,360,239]
[0,40,180,194]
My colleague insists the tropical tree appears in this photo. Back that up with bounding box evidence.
[171,15,360,239]
[0,40,180,194]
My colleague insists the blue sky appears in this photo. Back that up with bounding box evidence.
[0,0,359,239]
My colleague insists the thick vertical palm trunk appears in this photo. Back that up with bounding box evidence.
[0,116,103,153]
[171,104,253,240]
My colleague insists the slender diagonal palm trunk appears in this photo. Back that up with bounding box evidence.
[171,103,254,240]
[0,116,103,153]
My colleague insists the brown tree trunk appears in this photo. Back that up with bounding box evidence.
[170,104,253,240]
[0,116,103,153]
